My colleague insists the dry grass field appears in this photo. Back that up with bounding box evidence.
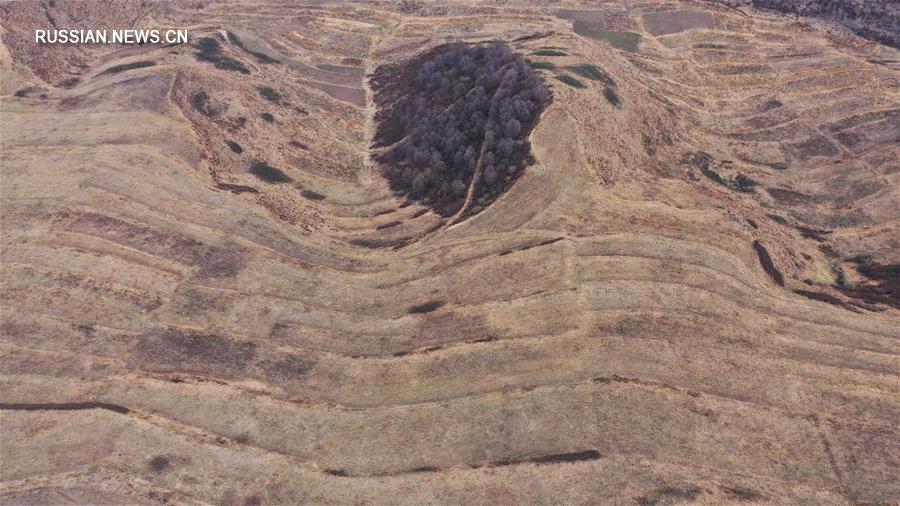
[1,0,898,504]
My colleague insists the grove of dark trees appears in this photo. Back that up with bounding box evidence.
[371,42,550,216]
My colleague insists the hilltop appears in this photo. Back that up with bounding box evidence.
[1,0,898,504]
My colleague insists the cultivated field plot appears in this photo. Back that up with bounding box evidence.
[1,0,899,504]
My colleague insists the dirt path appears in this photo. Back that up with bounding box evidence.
[447,76,513,225]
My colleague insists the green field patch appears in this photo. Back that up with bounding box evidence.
[573,21,641,52]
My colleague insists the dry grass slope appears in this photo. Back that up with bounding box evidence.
[1,0,899,504]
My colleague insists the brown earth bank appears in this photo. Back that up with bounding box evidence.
[1,0,899,504]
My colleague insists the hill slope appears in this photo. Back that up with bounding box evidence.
[1,0,898,504]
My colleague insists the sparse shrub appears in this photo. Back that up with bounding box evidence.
[193,37,250,74]
[257,86,281,103]
[690,152,756,193]
[527,60,556,70]
[226,140,243,154]
[851,256,886,279]
[603,86,620,106]
[148,455,169,471]
[194,37,219,54]
[214,57,250,74]
[260,112,274,123]
[555,75,585,88]
[532,49,567,56]
[407,301,445,313]
[761,98,782,111]
[301,189,326,200]
[102,60,156,75]
[722,486,764,502]
[733,173,757,192]
[190,91,209,113]
[701,165,726,185]
[350,237,411,249]
[376,220,402,229]
[753,240,784,286]
[690,152,712,170]
[250,160,291,183]
[767,213,788,225]
[637,486,702,506]
[832,265,850,289]
[566,64,614,86]
[372,42,551,216]
[690,152,729,186]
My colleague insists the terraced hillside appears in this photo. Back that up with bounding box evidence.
[1,0,899,504]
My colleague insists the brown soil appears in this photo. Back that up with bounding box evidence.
[1,0,898,504]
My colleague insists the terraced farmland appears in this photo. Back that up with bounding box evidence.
[1,0,898,504]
